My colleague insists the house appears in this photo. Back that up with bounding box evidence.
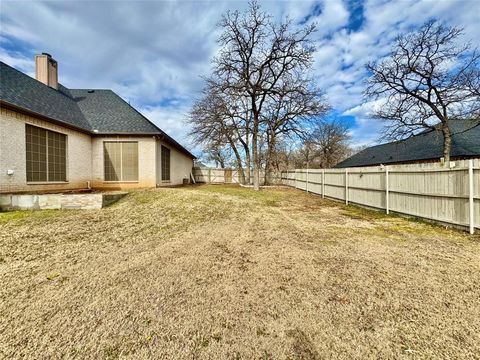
[0,54,195,194]
[335,120,480,168]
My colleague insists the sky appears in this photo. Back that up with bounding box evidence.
[1,0,479,156]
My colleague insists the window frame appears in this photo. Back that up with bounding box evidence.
[161,145,171,182]
[25,124,68,184]
[103,141,139,183]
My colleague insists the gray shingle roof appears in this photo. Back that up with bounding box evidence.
[0,61,194,158]
[70,89,160,134]
[0,62,91,130]
[335,120,480,168]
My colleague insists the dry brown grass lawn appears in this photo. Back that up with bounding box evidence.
[0,185,479,359]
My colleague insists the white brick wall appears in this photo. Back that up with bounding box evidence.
[0,108,92,193]
[156,140,194,186]
[91,136,157,189]
[0,108,194,193]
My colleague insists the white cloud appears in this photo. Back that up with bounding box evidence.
[344,98,386,118]
[138,103,192,147]
[348,116,384,147]
[0,0,478,149]
[0,47,33,75]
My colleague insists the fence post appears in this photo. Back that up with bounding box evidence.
[322,169,325,198]
[469,159,475,234]
[295,169,298,189]
[208,168,212,183]
[306,167,309,193]
[385,165,390,214]
[345,168,349,205]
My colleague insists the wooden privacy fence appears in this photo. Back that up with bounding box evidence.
[193,167,242,184]
[192,167,281,185]
[281,159,480,234]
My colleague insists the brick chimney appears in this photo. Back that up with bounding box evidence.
[35,53,58,89]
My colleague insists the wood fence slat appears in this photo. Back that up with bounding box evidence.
[281,159,480,234]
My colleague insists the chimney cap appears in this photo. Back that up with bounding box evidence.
[41,52,52,57]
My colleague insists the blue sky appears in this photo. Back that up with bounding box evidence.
[1,0,479,155]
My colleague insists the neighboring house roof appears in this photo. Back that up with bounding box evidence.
[0,61,195,158]
[335,120,480,168]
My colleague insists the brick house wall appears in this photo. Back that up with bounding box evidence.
[91,135,157,189]
[1,108,194,193]
[0,108,92,193]
[91,136,194,189]
[156,139,194,186]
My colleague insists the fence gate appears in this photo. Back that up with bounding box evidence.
[224,169,233,183]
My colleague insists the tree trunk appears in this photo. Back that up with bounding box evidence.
[245,115,252,185]
[245,148,251,185]
[239,136,251,184]
[229,140,246,184]
[442,121,451,164]
[235,118,251,184]
[251,98,260,190]
[245,154,252,185]
[252,125,260,191]
[264,132,276,185]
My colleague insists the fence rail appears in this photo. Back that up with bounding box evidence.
[281,159,480,234]
[193,167,242,184]
[193,167,282,185]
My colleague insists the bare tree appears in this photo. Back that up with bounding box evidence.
[188,85,247,183]
[283,121,351,169]
[213,1,321,189]
[273,140,297,170]
[309,120,351,168]
[261,77,330,183]
[366,20,480,162]
[203,142,232,168]
[227,92,253,184]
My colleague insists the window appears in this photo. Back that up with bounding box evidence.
[26,124,66,182]
[161,145,170,181]
[104,142,138,181]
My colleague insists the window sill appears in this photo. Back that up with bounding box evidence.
[27,181,69,185]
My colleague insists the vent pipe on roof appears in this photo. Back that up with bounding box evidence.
[35,53,58,89]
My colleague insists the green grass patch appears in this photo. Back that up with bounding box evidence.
[340,204,391,221]
[0,209,68,223]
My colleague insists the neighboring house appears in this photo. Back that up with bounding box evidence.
[0,54,195,193]
[336,120,480,168]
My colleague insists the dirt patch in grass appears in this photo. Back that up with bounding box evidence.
[1,185,479,359]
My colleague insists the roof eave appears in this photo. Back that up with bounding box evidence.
[0,100,197,159]
[335,154,479,168]
[93,132,162,136]
[93,132,196,159]
[0,100,91,135]
[95,91,196,159]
